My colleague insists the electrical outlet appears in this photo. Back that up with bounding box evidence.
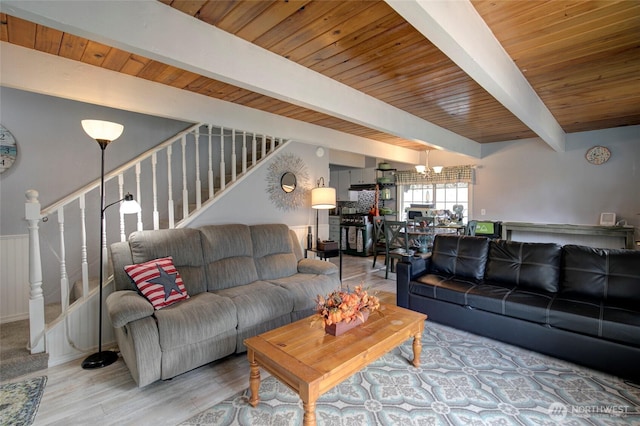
[481,209,486,216]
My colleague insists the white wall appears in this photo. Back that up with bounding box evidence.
[428,126,640,242]
[188,142,330,236]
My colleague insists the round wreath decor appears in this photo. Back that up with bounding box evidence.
[266,153,309,211]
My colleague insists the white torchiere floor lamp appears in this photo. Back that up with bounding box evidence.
[311,177,336,248]
[81,119,141,369]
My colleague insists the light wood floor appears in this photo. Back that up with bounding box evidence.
[14,254,398,426]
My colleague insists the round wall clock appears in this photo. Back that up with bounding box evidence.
[0,125,18,174]
[585,146,611,165]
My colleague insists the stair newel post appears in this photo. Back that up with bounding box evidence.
[219,127,226,191]
[135,163,143,231]
[231,129,237,182]
[25,190,45,354]
[167,144,175,229]
[58,206,69,312]
[181,135,189,220]
[152,152,159,230]
[80,193,89,298]
[252,132,257,167]
[242,131,247,174]
[208,124,214,199]
[195,130,202,209]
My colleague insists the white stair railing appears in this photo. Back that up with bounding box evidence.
[25,123,288,358]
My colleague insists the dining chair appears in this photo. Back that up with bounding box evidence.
[465,220,477,236]
[384,220,410,279]
[371,216,386,268]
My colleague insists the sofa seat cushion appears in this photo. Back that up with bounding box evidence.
[411,274,479,306]
[430,235,490,281]
[549,296,640,347]
[485,240,561,293]
[269,273,339,313]
[501,290,556,324]
[154,292,237,351]
[465,281,517,314]
[214,281,293,329]
[462,282,555,324]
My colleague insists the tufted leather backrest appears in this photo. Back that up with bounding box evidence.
[561,245,640,302]
[429,234,490,281]
[485,240,562,292]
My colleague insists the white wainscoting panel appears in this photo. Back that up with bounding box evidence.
[1,234,30,323]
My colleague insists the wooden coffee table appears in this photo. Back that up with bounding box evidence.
[244,304,427,426]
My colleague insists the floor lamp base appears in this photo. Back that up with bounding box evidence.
[81,350,118,369]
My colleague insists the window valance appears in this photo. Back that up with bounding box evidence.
[395,165,475,185]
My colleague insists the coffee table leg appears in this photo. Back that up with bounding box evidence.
[302,399,317,426]
[247,350,261,407]
[412,325,424,367]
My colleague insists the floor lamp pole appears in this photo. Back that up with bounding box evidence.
[82,140,118,369]
[315,209,319,249]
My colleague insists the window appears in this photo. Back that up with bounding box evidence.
[399,182,469,220]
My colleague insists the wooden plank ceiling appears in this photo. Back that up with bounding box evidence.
[1,0,638,151]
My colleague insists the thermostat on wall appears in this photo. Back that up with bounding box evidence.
[599,212,616,226]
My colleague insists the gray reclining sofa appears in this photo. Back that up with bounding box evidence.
[107,223,340,387]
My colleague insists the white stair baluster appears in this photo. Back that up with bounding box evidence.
[152,152,159,230]
[231,129,237,182]
[181,136,189,220]
[58,206,69,312]
[80,194,89,299]
[261,134,266,161]
[242,131,247,173]
[252,133,257,166]
[195,129,201,209]
[219,127,226,191]
[208,124,214,199]
[118,174,126,241]
[25,190,45,354]
[135,164,143,231]
[167,144,175,228]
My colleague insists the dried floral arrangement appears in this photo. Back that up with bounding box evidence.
[313,284,381,326]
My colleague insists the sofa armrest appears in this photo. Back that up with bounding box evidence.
[106,290,154,328]
[396,254,431,308]
[297,258,338,275]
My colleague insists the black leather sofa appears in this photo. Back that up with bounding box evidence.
[396,234,640,383]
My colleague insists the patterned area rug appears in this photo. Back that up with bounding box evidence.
[180,323,640,425]
[0,376,47,426]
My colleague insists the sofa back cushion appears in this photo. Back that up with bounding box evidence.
[200,224,260,290]
[485,240,561,292]
[561,245,640,302]
[430,235,490,281]
[251,224,298,280]
[126,229,208,295]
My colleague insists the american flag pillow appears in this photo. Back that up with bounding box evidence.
[124,256,189,310]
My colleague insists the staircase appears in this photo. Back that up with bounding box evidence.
[18,122,289,371]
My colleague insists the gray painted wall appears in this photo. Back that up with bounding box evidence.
[0,87,191,234]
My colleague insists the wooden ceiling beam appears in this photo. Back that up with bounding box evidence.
[387,0,566,152]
